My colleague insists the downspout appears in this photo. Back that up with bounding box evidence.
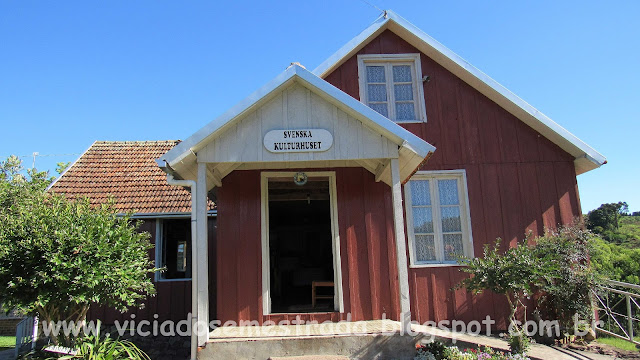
[166,173,198,360]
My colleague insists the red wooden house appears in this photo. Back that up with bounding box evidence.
[50,10,605,349]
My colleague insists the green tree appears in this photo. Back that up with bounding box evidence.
[456,237,546,329]
[0,156,158,345]
[587,202,629,233]
[533,225,601,329]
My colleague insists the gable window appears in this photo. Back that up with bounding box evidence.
[155,218,192,281]
[404,170,473,266]
[357,53,427,123]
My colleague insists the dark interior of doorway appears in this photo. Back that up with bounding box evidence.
[268,177,335,313]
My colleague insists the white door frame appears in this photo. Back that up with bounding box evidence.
[260,171,344,315]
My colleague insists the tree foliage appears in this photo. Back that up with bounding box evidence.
[0,156,157,345]
[457,224,600,332]
[533,225,601,328]
[587,202,628,234]
[456,237,547,328]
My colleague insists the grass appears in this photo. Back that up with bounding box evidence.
[0,335,15,351]
[596,335,640,353]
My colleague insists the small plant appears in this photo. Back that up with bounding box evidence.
[57,334,149,360]
[416,341,447,359]
[507,331,531,355]
[414,348,437,360]
[414,342,531,360]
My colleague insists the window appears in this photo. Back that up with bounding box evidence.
[156,218,192,280]
[404,171,473,266]
[357,54,427,123]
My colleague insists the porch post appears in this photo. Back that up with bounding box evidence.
[196,162,210,346]
[390,158,412,333]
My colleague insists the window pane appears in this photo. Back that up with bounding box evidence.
[410,180,431,206]
[367,84,387,102]
[366,65,386,83]
[438,179,459,205]
[161,219,192,279]
[443,234,464,261]
[394,84,414,101]
[441,207,462,232]
[392,65,412,82]
[412,207,433,233]
[396,102,416,120]
[369,103,388,117]
[415,235,436,262]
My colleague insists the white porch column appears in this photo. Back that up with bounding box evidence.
[196,162,210,346]
[390,158,411,333]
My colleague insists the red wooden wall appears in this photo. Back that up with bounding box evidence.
[324,30,582,328]
[215,168,401,325]
[88,218,217,325]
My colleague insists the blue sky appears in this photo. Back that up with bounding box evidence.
[1,1,638,213]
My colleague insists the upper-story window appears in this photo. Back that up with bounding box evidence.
[357,53,427,123]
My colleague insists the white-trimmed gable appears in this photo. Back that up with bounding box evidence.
[313,10,606,175]
[158,65,436,186]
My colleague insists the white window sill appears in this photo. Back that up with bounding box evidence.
[394,119,426,124]
[410,263,466,269]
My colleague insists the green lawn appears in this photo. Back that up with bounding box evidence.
[596,335,640,353]
[0,336,15,351]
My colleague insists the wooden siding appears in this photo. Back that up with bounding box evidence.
[198,83,398,164]
[88,218,217,325]
[216,168,400,324]
[325,29,582,328]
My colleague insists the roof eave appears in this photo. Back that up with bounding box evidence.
[313,9,606,174]
[159,65,436,175]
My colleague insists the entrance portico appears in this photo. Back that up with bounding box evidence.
[157,64,435,347]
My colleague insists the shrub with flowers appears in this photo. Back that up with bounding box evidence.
[414,342,531,360]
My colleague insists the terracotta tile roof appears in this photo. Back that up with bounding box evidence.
[49,140,214,214]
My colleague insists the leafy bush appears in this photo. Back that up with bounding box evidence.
[506,331,531,355]
[457,223,603,347]
[414,342,531,360]
[0,156,158,345]
[533,225,601,329]
[456,237,545,331]
[58,327,150,360]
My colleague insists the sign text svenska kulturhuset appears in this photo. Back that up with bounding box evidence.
[264,129,333,153]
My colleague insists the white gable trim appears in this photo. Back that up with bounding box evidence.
[313,10,606,175]
[159,65,435,182]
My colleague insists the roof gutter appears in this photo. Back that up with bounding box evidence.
[165,173,198,360]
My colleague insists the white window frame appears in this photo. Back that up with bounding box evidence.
[357,53,427,123]
[155,217,193,282]
[260,171,344,315]
[404,170,474,267]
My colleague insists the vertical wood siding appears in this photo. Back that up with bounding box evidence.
[88,218,217,325]
[325,29,582,328]
[215,169,400,324]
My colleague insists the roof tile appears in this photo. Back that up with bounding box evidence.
[49,140,215,214]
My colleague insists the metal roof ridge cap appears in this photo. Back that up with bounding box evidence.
[385,11,606,166]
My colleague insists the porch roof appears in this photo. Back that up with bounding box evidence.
[157,64,436,186]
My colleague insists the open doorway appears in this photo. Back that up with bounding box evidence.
[263,173,341,314]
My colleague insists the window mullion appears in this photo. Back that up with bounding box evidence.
[385,64,395,120]
[431,179,444,262]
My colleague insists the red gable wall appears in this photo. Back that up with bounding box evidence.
[325,30,582,327]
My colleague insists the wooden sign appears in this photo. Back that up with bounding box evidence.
[264,129,333,153]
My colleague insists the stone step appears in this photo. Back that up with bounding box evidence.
[269,356,349,360]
